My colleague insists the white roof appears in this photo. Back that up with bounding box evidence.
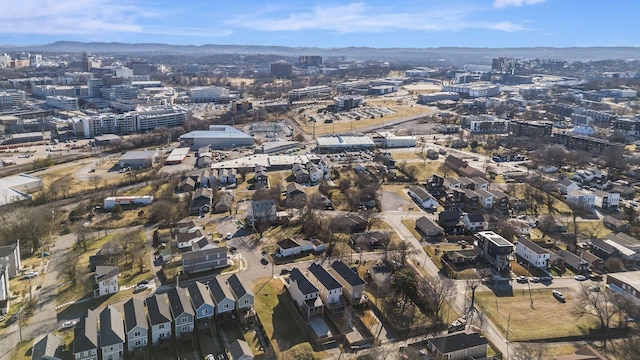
[604,239,636,257]
[0,174,43,206]
[316,135,375,147]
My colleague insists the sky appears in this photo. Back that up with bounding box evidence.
[0,0,638,48]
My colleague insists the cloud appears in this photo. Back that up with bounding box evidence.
[227,2,528,34]
[0,0,230,38]
[493,0,546,9]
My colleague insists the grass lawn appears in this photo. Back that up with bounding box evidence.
[252,278,325,358]
[572,221,611,238]
[401,219,423,241]
[475,288,596,341]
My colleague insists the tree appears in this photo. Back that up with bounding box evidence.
[391,268,418,305]
[604,257,625,272]
[537,214,557,239]
[421,275,455,321]
[75,224,92,252]
[616,336,640,360]
[152,229,160,248]
[129,232,147,273]
[573,283,617,329]
[512,343,548,360]
[88,175,102,190]
[59,251,80,286]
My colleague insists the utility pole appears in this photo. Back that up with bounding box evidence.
[506,314,511,360]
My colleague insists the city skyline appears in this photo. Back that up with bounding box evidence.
[1,0,639,49]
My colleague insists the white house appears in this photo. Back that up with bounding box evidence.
[209,277,235,315]
[175,230,206,249]
[228,339,254,360]
[408,186,438,209]
[145,294,172,345]
[0,241,21,278]
[0,266,10,315]
[508,220,531,235]
[330,260,367,305]
[567,189,596,208]
[475,189,494,209]
[307,263,344,313]
[515,237,550,269]
[286,268,324,320]
[93,266,119,298]
[558,179,580,195]
[462,213,486,232]
[594,190,620,209]
[277,238,302,257]
[308,164,325,184]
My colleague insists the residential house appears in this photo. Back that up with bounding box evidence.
[444,155,484,178]
[209,277,235,315]
[567,189,595,209]
[286,268,324,320]
[0,266,10,315]
[219,168,237,185]
[558,179,580,195]
[227,274,255,311]
[93,266,119,298]
[558,250,590,274]
[330,214,367,234]
[205,169,219,188]
[285,182,306,208]
[426,174,445,196]
[31,334,64,360]
[182,246,228,274]
[415,216,444,238]
[475,231,514,271]
[594,190,620,209]
[277,238,303,257]
[177,176,198,193]
[427,331,489,360]
[0,241,20,278]
[167,287,195,339]
[175,230,206,250]
[145,294,172,345]
[475,189,494,209]
[462,213,486,232]
[508,220,531,235]
[123,298,148,353]
[351,231,391,249]
[590,238,620,261]
[189,188,213,215]
[308,263,345,313]
[408,186,438,209]
[213,191,234,214]
[248,199,277,225]
[606,271,640,304]
[191,237,218,252]
[488,189,509,212]
[187,281,215,329]
[444,188,464,210]
[582,251,604,272]
[99,306,125,360]
[438,210,465,235]
[254,165,268,187]
[175,221,198,233]
[368,265,391,288]
[461,189,480,211]
[605,232,640,259]
[471,177,488,190]
[442,248,478,265]
[292,163,310,184]
[73,309,99,360]
[228,339,254,360]
[330,260,367,305]
[307,163,324,184]
[515,237,550,269]
[88,254,109,272]
[458,177,475,189]
[443,177,462,190]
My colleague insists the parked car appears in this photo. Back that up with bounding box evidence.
[574,275,587,281]
[553,290,565,302]
[22,271,37,279]
[260,257,269,265]
[60,320,77,330]
[529,277,540,283]
[280,268,290,275]
[225,232,232,240]
[134,283,149,292]
[540,276,553,283]
[589,286,601,292]
[589,273,603,281]
[516,276,528,283]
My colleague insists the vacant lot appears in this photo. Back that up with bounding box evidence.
[475,288,596,341]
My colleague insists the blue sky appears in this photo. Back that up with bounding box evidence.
[1,0,638,48]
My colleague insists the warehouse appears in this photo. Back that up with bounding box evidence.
[178,125,254,150]
[118,150,159,169]
[165,147,190,165]
[373,132,416,148]
[315,135,375,153]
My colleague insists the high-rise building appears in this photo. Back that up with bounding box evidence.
[270,62,292,77]
[82,52,90,72]
[299,56,322,67]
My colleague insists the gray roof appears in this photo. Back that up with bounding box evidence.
[119,150,157,161]
[95,266,119,281]
[415,216,444,234]
[308,263,342,290]
[208,277,234,304]
[100,305,125,347]
[606,232,640,249]
[145,293,172,325]
[167,286,195,319]
[32,334,64,360]
[179,127,253,140]
[428,331,489,354]
[288,268,318,295]
[0,242,17,258]
[187,281,215,310]
[228,338,253,360]
[409,185,435,202]
[227,274,253,300]
[123,298,148,333]
[74,309,98,353]
[517,237,549,256]
[465,213,485,223]
[330,260,366,287]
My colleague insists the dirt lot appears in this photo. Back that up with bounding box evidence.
[475,288,596,341]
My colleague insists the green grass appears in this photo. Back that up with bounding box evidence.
[475,288,596,341]
[401,219,423,241]
[252,278,324,357]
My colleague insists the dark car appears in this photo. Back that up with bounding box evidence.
[280,268,290,275]
[260,257,269,265]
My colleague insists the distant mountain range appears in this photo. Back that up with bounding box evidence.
[2,41,640,63]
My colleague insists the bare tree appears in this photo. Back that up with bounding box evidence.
[129,232,147,273]
[573,283,617,329]
[59,251,80,286]
[421,275,456,321]
[88,174,102,190]
[615,336,640,360]
[512,343,548,360]
[75,224,92,252]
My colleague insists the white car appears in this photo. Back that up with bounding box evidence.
[22,271,37,279]
[60,320,77,330]
[574,275,587,281]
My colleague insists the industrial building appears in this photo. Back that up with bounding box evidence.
[188,86,234,102]
[179,125,254,150]
[333,95,364,111]
[418,92,460,104]
[0,173,43,206]
[315,135,375,153]
[103,196,153,210]
[370,132,416,148]
[165,147,190,165]
[118,150,159,169]
[46,96,78,110]
[288,86,332,100]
